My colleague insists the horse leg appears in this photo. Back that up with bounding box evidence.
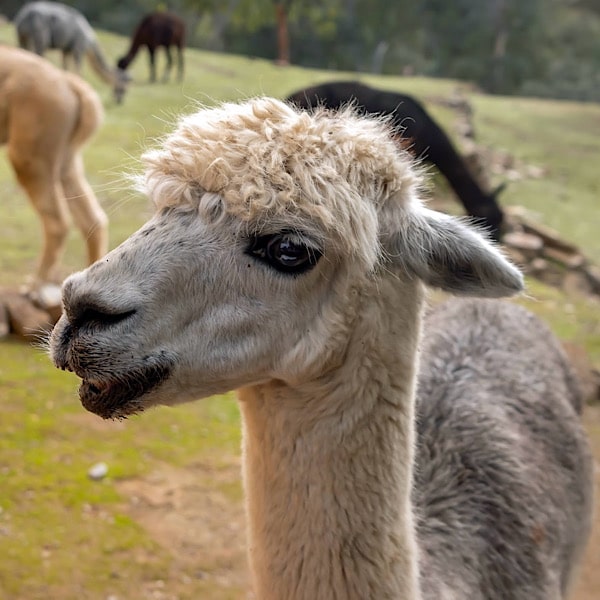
[162,46,173,83]
[18,32,34,53]
[177,46,184,82]
[147,47,157,83]
[8,148,71,284]
[31,31,47,56]
[72,50,84,75]
[60,152,108,266]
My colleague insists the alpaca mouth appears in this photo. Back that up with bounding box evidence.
[78,360,173,419]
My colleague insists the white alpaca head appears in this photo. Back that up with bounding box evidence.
[50,97,522,418]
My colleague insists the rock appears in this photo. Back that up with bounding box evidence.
[88,462,109,481]
[543,246,586,270]
[30,283,62,309]
[28,283,63,325]
[562,342,599,405]
[519,220,580,255]
[529,257,549,273]
[0,302,9,338]
[562,271,594,297]
[533,264,565,288]
[525,165,546,179]
[4,292,53,341]
[502,246,528,269]
[583,264,600,294]
[503,231,544,257]
[590,369,600,404]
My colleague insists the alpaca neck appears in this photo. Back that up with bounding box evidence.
[422,128,492,216]
[121,41,141,68]
[85,44,116,85]
[238,277,424,600]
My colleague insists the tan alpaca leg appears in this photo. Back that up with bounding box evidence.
[72,53,83,75]
[9,154,71,283]
[61,153,109,265]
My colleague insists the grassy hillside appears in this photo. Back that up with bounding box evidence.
[0,23,599,599]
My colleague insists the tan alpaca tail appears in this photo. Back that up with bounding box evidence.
[64,72,104,148]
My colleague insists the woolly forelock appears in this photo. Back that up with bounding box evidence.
[141,97,423,270]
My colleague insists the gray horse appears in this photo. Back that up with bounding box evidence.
[13,1,129,104]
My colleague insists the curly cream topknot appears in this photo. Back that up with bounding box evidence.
[141,96,422,267]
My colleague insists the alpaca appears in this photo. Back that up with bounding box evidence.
[0,46,108,288]
[49,98,593,599]
[117,12,186,83]
[13,1,130,104]
[286,80,506,241]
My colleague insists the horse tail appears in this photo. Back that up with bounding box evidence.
[64,73,104,148]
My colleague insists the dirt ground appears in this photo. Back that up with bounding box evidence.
[117,459,250,599]
[114,405,600,599]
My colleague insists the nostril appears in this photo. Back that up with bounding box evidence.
[75,307,136,329]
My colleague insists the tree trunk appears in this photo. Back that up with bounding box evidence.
[489,0,509,93]
[274,2,290,65]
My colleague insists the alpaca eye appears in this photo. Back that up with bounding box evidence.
[247,233,322,274]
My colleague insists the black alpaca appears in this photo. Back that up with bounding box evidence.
[286,81,505,240]
[117,12,185,83]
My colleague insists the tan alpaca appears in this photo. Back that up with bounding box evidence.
[0,46,108,288]
[50,98,592,599]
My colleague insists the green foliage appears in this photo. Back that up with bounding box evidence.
[519,5,600,101]
[571,0,600,15]
[4,0,600,100]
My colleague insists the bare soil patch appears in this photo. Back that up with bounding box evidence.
[116,460,251,599]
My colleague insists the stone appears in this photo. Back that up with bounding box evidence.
[533,264,565,288]
[562,271,594,297]
[28,283,63,325]
[4,292,53,341]
[562,342,599,405]
[503,231,544,257]
[502,246,527,269]
[0,302,9,338]
[529,257,549,273]
[88,462,109,481]
[30,283,63,309]
[543,246,586,270]
[583,264,600,294]
[519,220,579,254]
[590,369,600,404]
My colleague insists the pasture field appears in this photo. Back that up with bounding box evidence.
[0,24,599,600]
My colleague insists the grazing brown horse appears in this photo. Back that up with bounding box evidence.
[287,81,506,241]
[117,12,185,83]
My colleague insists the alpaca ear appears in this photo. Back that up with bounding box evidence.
[389,207,523,298]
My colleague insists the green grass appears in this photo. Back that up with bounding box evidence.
[0,340,242,599]
[1,22,599,599]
